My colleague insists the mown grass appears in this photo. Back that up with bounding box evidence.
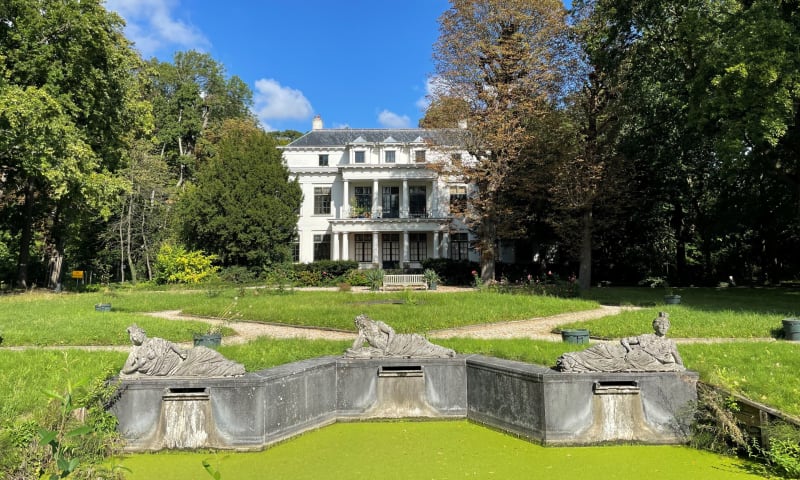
[563,287,799,339]
[0,289,598,345]
[2,286,799,419]
[119,421,763,479]
[0,292,219,346]
[180,289,598,332]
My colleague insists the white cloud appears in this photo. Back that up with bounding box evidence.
[416,75,454,111]
[378,110,411,128]
[253,79,313,128]
[105,0,210,56]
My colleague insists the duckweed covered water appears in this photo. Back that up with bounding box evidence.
[119,421,762,479]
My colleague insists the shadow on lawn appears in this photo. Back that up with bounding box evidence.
[582,287,799,317]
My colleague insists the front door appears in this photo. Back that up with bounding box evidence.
[382,233,400,269]
[382,186,400,218]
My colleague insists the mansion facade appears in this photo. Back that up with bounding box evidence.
[281,116,479,268]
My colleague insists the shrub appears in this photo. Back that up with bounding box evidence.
[154,243,219,284]
[292,261,358,286]
[364,269,384,291]
[219,266,259,284]
[343,269,369,286]
[421,259,479,285]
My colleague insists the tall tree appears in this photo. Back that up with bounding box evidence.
[0,0,142,287]
[430,0,574,282]
[146,51,253,187]
[579,0,800,284]
[178,119,302,267]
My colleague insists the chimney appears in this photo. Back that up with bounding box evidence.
[312,115,323,131]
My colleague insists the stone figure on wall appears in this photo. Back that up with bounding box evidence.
[120,325,245,377]
[344,314,456,358]
[556,312,685,373]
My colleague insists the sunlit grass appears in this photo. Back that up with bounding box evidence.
[0,350,126,422]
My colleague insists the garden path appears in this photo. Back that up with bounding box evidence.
[141,305,631,344]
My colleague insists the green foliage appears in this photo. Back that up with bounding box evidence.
[342,269,369,287]
[762,437,800,478]
[218,265,260,284]
[154,243,219,284]
[364,269,384,291]
[422,258,479,285]
[178,119,301,268]
[0,354,125,479]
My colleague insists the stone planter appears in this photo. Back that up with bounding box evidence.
[782,318,800,341]
[94,303,112,312]
[193,333,222,348]
[428,281,437,291]
[663,295,682,305]
[561,329,590,344]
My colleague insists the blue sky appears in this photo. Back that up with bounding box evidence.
[105,0,451,132]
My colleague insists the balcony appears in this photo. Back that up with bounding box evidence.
[344,206,441,220]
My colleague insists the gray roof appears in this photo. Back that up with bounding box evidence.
[285,128,466,148]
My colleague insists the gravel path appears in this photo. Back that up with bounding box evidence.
[142,305,636,344]
[1,302,776,351]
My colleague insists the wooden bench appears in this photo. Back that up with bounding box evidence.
[382,274,427,290]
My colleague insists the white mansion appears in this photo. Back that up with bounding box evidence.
[280,115,480,268]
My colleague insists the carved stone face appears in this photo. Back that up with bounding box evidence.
[653,318,670,336]
[127,326,146,345]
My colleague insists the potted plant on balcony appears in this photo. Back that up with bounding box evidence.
[423,269,440,290]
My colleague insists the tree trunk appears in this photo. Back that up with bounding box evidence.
[578,209,593,290]
[125,196,137,283]
[479,215,496,283]
[16,183,35,288]
[118,216,125,283]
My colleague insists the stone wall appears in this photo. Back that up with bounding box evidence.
[112,354,697,451]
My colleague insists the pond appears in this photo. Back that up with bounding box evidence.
[118,421,762,479]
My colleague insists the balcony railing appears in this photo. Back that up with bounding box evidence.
[342,207,441,220]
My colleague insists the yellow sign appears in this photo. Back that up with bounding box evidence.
[71,270,84,279]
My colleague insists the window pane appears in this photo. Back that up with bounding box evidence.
[415,150,426,163]
[385,150,395,163]
[354,151,365,163]
[314,187,331,215]
[318,154,329,166]
[313,234,331,261]
[450,232,469,260]
[354,233,372,262]
[409,186,426,217]
[409,233,427,261]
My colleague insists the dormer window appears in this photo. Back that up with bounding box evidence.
[385,150,396,163]
[318,154,329,166]
[354,151,365,163]
[415,150,426,163]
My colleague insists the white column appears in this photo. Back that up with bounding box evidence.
[332,232,340,261]
[403,230,409,266]
[433,231,440,259]
[341,233,349,261]
[343,180,350,218]
[372,179,380,217]
[402,179,409,218]
[372,231,380,266]
[430,180,438,217]
[442,232,450,259]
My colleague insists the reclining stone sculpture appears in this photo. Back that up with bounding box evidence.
[556,312,685,373]
[120,324,245,377]
[344,314,456,358]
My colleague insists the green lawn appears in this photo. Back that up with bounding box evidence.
[119,421,764,480]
